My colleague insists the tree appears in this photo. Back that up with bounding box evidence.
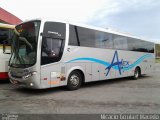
[155,44,160,58]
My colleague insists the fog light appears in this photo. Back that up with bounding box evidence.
[30,83,34,86]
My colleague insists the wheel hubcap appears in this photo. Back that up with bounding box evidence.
[70,75,79,87]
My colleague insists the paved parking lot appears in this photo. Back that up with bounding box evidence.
[0,64,160,114]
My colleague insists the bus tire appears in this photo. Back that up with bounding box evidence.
[67,71,82,90]
[133,67,141,80]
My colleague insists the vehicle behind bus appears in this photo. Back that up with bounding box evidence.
[0,23,14,79]
[8,19,155,89]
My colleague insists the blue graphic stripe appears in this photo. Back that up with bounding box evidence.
[66,54,153,71]
[123,54,153,70]
[66,58,110,66]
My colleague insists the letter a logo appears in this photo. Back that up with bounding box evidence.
[105,51,122,76]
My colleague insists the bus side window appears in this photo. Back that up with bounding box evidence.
[69,25,79,46]
[0,28,9,44]
[41,37,63,65]
[42,37,51,56]
[113,35,128,50]
[41,22,66,65]
[42,38,62,57]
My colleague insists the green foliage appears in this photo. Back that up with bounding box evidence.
[156,58,160,63]
[155,44,160,51]
[155,44,160,58]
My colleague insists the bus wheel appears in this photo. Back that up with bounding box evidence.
[133,67,141,80]
[67,71,82,90]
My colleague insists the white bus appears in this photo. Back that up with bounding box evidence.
[8,19,155,90]
[0,23,14,80]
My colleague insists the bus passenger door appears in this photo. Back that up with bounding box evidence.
[40,21,66,88]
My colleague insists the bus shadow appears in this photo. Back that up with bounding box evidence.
[14,86,66,95]
[82,75,151,88]
[139,75,151,79]
[0,79,10,84]
[82,77,130,88]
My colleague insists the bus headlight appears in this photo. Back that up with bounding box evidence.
[31,71,37,75]
[22,71,37,79]
[22,73,32,79]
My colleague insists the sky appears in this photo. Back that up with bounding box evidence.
[1,0,160,43]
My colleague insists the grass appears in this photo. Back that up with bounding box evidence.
[156,58,160,63]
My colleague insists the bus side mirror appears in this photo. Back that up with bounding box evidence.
[3,40,11,54]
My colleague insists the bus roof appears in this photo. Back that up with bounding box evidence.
[0,23,15,29]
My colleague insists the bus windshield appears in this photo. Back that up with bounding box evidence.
[9,21,41,68]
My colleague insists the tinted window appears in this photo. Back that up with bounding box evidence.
[95,32,113,49]
[42,38,62,57]
[0,28,13,45]
[113,35,128,50]
[77,27,95,47]
[69,25,79,46]
[142,41,154,53]
[127,37,154,53]
[146,42,154,53]
[76,26,113,49]
[41,22,66,65]
[68,25,154,53]
[127,37,135,51]
[43,22,65,39]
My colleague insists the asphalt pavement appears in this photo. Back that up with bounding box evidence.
[0,64,160,114]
